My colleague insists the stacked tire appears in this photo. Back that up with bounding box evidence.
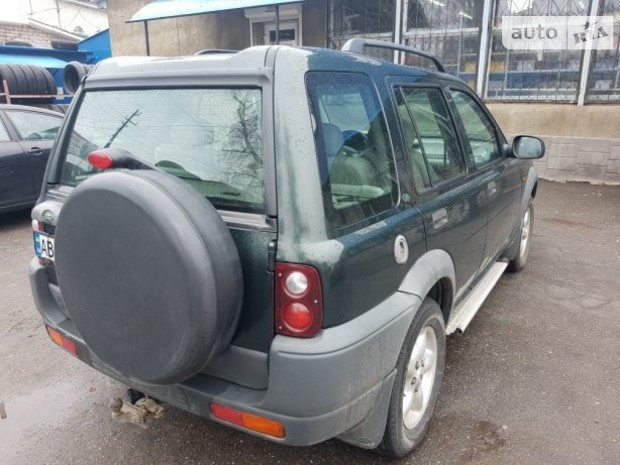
[0,64,57,104]
[63,61,94,95]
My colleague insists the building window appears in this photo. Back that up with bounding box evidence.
[586,0,620,102]
[486,0,590,102]
[403,0,485,87]
[328,0,396,59]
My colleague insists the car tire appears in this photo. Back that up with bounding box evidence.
[4,40,33,47]
[7,64,26,96]
[63,62,93,94]
[0,64,18,102]
[34,66,58,96]
[508,201,534,272]
[378,297,446,458]
[51,39,78,51]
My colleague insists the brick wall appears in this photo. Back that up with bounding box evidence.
[0,23,70,48]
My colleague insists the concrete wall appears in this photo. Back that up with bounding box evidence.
[108,0,325,55]
[488,103,620,185]
[302,0,327,47]
[108,0,250,56]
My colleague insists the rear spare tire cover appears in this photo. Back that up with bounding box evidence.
[55,170,243,385]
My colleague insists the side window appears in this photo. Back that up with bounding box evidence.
[395,91,431,191]
[306,72,398,229]
[449,90,501,167]
[6,111,62,141]
[400,87,465,185]
[0,119,10,142]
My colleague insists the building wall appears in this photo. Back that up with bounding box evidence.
[108,0,326,55]
[105,0,619,185]
[0,22,74,48]
[24,0,108,36]
[302,0,327,47]
[489,104,620,184]
[108,0,250,56]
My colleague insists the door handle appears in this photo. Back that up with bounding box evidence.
[29,147,44,156]
[487,181,498,197]
[432,208,449,230]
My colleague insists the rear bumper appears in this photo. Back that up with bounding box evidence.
[29,258,419,447]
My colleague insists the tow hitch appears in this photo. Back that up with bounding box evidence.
[109,391,164,429]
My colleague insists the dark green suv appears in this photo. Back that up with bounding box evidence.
[29,39,543,458]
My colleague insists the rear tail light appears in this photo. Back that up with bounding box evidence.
[210,403,286,439]
[275,263,323,338]
[87,150,114,170]
[46,326,79,356]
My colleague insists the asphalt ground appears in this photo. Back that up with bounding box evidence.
[1,180,619,464]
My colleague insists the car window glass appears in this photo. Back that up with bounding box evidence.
[59,88,264,213]
[0,120,10,142]
[400,87,465,185]
[395,90,432,192]
[306,72,398,229]
[450,90,501,167]
[6,111,62,141]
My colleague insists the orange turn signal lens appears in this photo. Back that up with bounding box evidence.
[210,403,286,439]
[46,326,79,356]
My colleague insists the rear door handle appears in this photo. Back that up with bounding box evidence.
[432,208,449,230]
[487,181,498,197]
[29,147,43,156]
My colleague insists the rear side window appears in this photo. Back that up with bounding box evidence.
[6,111,62,141]
[306,72,398,229]
[60,88,264,213]
[399,87,465,186]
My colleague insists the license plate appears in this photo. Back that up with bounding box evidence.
[34,232,55,261]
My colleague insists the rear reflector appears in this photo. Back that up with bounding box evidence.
[210,403,286,439]
[46,326,79,356]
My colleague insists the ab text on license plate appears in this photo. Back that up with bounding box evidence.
[34,232,55,261]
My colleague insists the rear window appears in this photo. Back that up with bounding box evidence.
[60,88,264,213]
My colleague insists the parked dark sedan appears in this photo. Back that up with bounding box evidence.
[0,104,63,212]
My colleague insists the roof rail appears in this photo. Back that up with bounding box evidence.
[194,49,238,56]
[341,39,446,74]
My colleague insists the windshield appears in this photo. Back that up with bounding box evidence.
[60,88,264,213]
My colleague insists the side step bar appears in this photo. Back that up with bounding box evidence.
[445,261,508,335]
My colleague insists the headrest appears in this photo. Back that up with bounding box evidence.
[319,123,344,159]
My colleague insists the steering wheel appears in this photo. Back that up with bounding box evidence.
[341,130,368,152]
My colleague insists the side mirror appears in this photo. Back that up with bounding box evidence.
[511,136,545,160]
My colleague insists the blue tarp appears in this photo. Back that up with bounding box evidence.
[129,0,304,22]
[0,53,67,68]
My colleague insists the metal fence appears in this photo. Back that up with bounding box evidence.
[327,0,620,103]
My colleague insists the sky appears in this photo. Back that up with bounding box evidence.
[2,0,35,23]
